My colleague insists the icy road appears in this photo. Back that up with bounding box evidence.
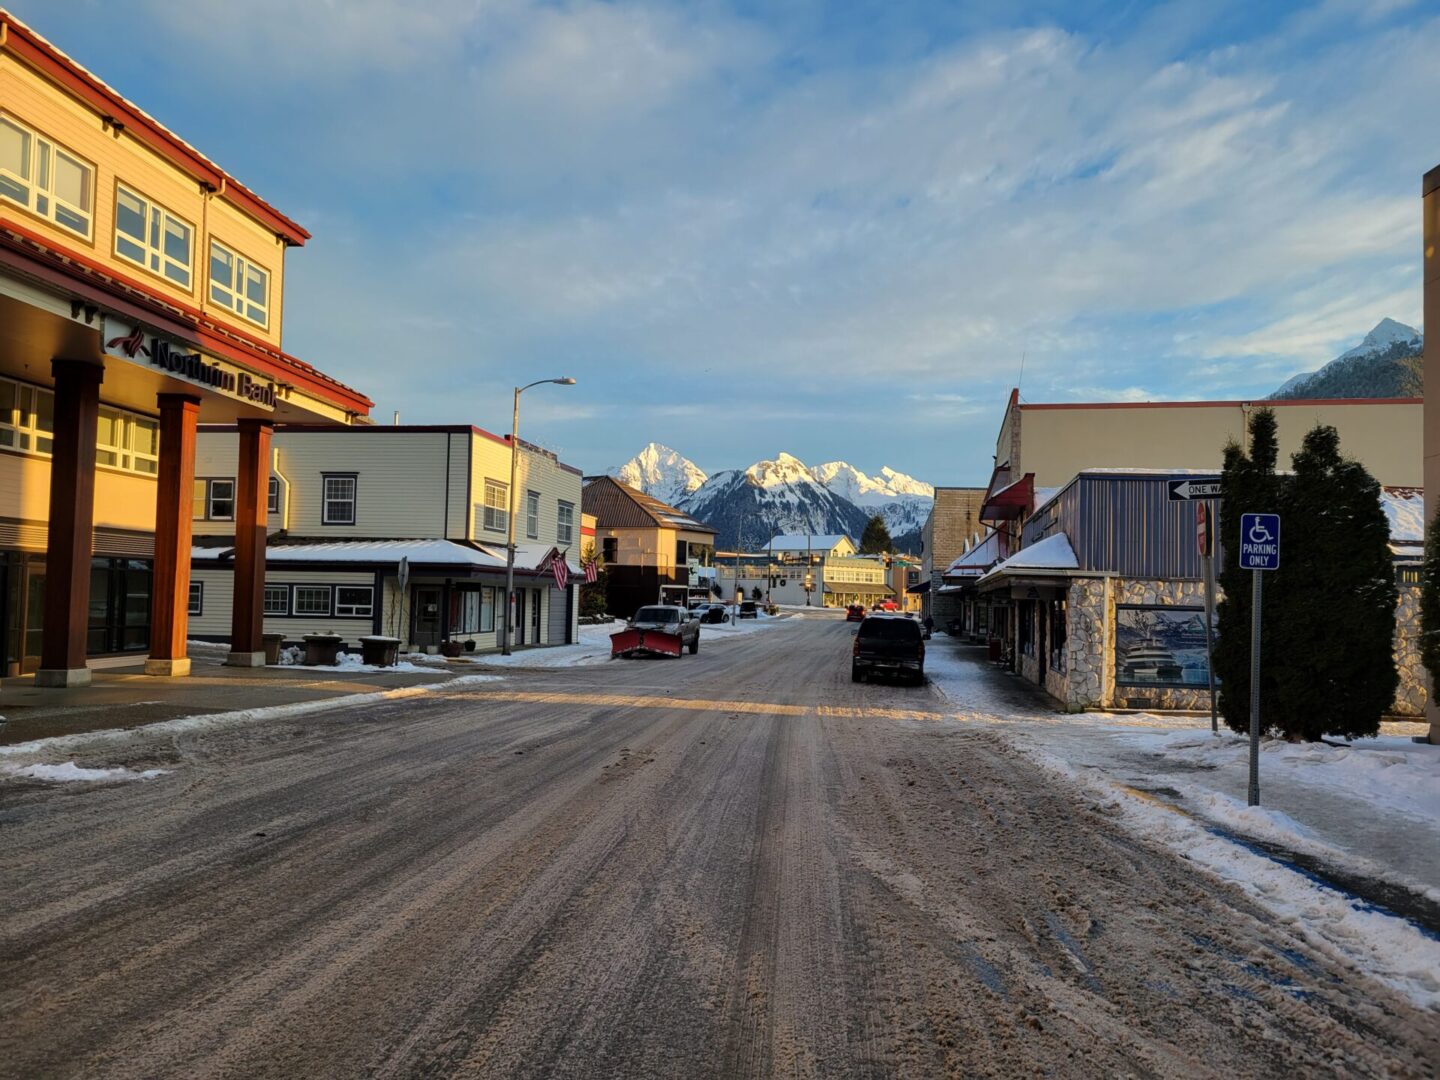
[1,614,1435,1078]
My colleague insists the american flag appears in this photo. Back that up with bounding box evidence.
[552,557,569,591]
[584,560,599,584]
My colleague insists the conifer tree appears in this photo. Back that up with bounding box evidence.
[1214,409,1280,734]
[859,515,893,554]
[1268,426,1395,739]
[579,542,609,618]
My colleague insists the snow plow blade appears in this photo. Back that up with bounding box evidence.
[610,628,684,658]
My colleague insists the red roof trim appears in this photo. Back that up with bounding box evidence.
[0,218,371,413]
[1019,397,1421,411]
[0,10,310,245]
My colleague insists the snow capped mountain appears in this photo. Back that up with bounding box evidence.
[681,460,872,551]
[1271,318,1423,400]
[612,443,708,506]
[812,462,934,505]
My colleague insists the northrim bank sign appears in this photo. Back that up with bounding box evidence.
[101,316,277,411]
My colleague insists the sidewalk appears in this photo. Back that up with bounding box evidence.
[925,635,1439,897]
[0,642,465,748]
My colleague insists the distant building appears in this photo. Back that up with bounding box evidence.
[918,488,986,623]
[581,477,716,616]
[723,534,891,608]
[190,425,582,653]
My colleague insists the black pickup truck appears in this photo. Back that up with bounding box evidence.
[852,615,925,685]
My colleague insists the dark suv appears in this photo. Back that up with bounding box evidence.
[852,615,925,685]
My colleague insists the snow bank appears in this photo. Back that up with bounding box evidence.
[2,761,167,783]
[276,647,443,675]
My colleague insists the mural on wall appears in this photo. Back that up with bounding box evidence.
[1114,605,1213,688]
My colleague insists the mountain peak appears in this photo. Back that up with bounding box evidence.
[613,444,708,505]
[1361,318,1420,349]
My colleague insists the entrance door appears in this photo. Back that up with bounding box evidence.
[21,563,44,675]
[530,589,542,644]
[514,590,526,645]
[413,586,442,648]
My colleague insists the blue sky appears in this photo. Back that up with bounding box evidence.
[13,0,1437,484]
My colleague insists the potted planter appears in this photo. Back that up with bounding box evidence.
[303,634,344,666]
[463,639,477,652]
[440,640,464,658]
[262,633,285,666]
[359,635,401,668]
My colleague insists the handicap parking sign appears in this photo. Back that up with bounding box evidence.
[1239,513,1280,571]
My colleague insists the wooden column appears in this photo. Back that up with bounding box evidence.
[36,359,103,688]
[145,394,200,677]
[227,419,272,666]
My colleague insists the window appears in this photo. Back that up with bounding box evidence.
[188,581,204,616]
[602,537,618,563]
[557,501,575,545]
[293,586,331,616]
[209,240,270,328]
[335,586,373,618]
[0,114,93,237]
[196,478,235,521]
[525,491,540,539]
[96,407,159,475]
[322,474,357,525]
[0,377,53,455]
[263,585,289,615]
[114,185,192,287]
[482,479,508,532]
[267,477,280,514]
[481,587,495,633]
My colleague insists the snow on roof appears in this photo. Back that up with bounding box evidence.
[947,532,1002,573]
[1077,467,1224,475]
[765,534,851,552]
[1033,486,1060,511]
[980,532,1079,582]
[191,539,582,573]
[1382,488,1424,543]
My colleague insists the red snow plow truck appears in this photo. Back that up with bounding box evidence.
[611,604,701,659]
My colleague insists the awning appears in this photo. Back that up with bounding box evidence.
[906,580,931,595]
[823,582,894,596]
[981,473,1035,522]
[191,538,582,576]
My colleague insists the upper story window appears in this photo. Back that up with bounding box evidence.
[209,241,270,329]
[601,537,618,563]
[0,114,94,239]
[482,479,508,532]
[267,477,280,514]
[525,491,540,539]
[115,185,193,288]
[96,407,159,475]
[194,478,234,521]
[322,474,357,525]
[0,377,53,455]
[557,501,575,545]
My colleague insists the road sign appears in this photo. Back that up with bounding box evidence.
[1168,477,1222,501]
[1195,503,1210,557]
[1239,513,1280,571]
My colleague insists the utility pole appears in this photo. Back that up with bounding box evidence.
[502,377,575,655]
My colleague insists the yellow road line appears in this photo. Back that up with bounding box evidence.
[434,687,957,723]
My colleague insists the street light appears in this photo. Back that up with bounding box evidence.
[503,377,576,655]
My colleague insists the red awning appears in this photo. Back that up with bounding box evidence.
[981,473,1034,522]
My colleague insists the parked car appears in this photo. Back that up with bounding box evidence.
[852,615,925,685]
[630,605,701,654]
[690,602,729,624]
[845,603,866,622]
[737,601,759,619]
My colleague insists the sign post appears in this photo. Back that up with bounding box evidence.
[1238,513,1280,807]
[1196,503,1218,734]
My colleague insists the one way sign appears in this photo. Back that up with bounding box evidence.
[1168,477,1222,501]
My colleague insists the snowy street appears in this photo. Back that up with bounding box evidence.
[2,616,1437,1077]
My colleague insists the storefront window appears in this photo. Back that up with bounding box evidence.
[1115,605,1212,688]
[1019,601,1035,658]
[1048,598,1067,673]
[449,587,497,635]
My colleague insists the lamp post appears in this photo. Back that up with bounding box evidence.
[502,377,575,655]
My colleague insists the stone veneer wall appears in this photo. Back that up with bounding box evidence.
[1392,584,1426,716]
[1044,576,1423,716]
